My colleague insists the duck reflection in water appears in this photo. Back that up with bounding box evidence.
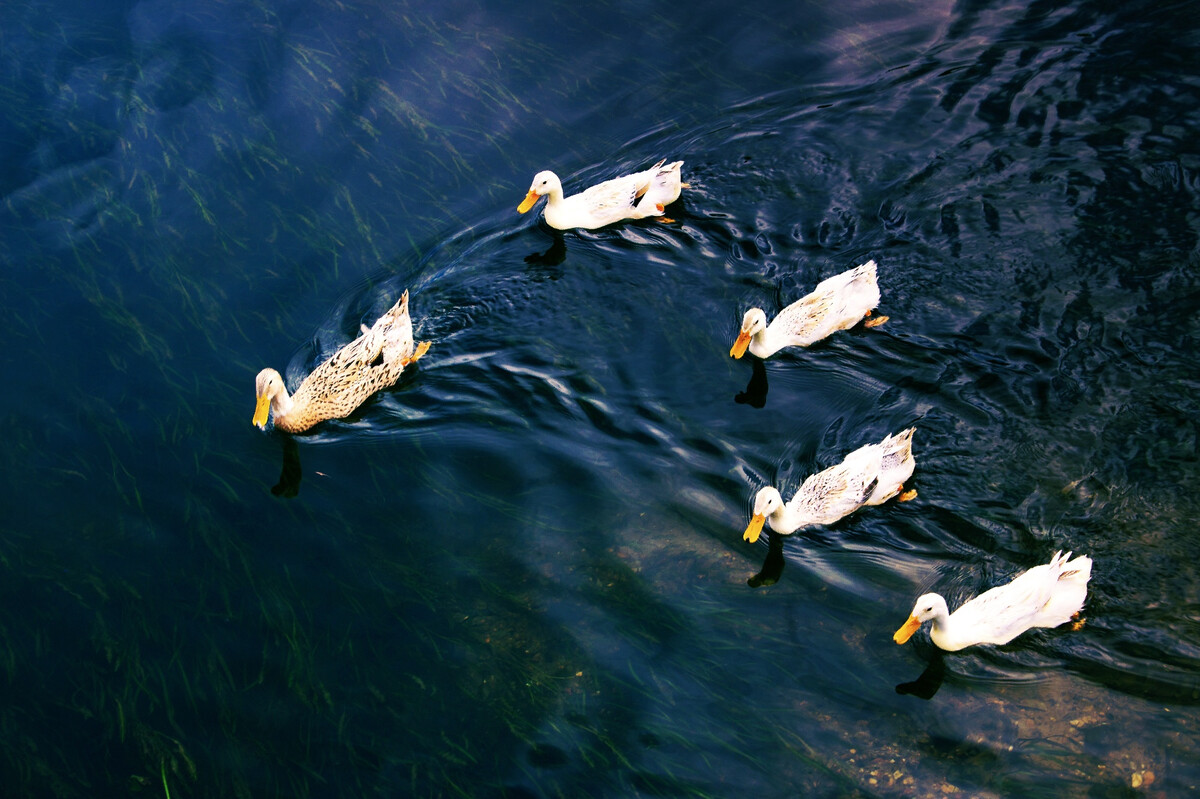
[734,356,768,408]
[747,528,785,587]
[524,233,567,272]
[895,651,946,700]
[271,436,302,498]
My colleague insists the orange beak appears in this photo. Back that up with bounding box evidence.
[252,393,271,429]
[743,513,766,543]
[893,614,922,645]
[517,190,539,214]
[730,330,752,359]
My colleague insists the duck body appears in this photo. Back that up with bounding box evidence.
[731,259,882,359]
[894,551,1093,651]
[253,290,431,434]
[742,427,916,543]
[517,159,684,230]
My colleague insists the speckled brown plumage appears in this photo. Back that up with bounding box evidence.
[253,290,431,433]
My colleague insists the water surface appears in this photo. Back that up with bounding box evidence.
[2,0,1200,796]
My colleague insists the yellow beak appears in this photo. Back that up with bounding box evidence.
[743,513,766,543]
[893,614,922,645]
[252,393,271,429]
[730,330,752,359]
[517,190,539,214]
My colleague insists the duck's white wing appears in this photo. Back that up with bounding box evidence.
[640,160,683,210]
[869,428,916,504]
[571,161,662,223]
[948,561,1061,645]
[575,176,642,215]
[811,260,879,298]
[1035,552,1092,626]
[767,268,878,348]
[800,262,881,337]
[767,292,837,348]
[788,446,882,526]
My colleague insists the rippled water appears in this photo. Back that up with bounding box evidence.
[3,0,1200,796]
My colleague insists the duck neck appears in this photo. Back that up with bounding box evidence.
[272,386,296,422]
[767,503,804,535]
[749,328,782,359]
[927,610,960,651]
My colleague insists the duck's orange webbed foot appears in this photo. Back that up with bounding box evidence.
[1071,615,1086,631]
[898,488,918,502]
[402,340,432,366]
[863,310,889,328]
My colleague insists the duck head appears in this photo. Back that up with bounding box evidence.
[730,308,768,358]
[893,593,949,644]
[743,486,783,543]
[252,368,287,429]
[517,170,563,213]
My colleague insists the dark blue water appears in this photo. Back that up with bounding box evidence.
[3,0,1200,796]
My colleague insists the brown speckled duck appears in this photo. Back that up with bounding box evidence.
[252,290,431,433]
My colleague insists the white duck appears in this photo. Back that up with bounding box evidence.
[730,259,886,359]
[517,159,684,230]
[893,551,1093,651]
[742,428,917,543]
